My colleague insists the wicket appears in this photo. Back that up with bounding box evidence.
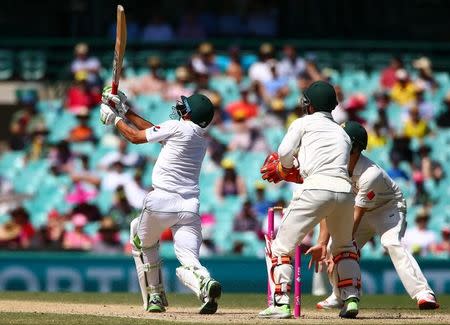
[267,206,301,318]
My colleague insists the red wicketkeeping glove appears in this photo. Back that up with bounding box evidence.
[260,152,303,184]
[277,163,303,184]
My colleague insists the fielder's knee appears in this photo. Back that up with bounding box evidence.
[333,251,361,298]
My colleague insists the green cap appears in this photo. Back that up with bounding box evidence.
[304,81,338,112]
[182,94,214,128]
[341,121,368,150]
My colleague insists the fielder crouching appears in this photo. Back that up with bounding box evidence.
[259,81,361,319]
[100,88,222,314]
[313,121,439,310]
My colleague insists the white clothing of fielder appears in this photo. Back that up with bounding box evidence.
[267,112,361,306]
[130,119,215,310]
[328,154,435,301]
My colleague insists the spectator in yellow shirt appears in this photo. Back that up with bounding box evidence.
[403,106,429,139]
[367,122,388,151]
[391,69,417,106]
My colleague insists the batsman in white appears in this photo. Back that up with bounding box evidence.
[310,121,439,310]
[99,88,222,314]
[259,81,361,319]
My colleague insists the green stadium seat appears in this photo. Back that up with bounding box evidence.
[340,70,369,93]
[160,242,177,258]
[18,50,46,80]
[263,126,285,151]
[95,189,114,215]
[241,53,257,71]
[0,50,14,80]
[12,159,49,194]
[339,52,365,71]
[366,53,391,71]
[209,76,240,106]
[306,51,334,69]
[48,111,78,143]
[164,50,191,68]
[0,151,25,179]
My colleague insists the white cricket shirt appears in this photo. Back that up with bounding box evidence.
[278,112,352,192]
[145,119,207,198]
[352,154,403,211]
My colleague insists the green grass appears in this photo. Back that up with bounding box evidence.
[0,292,448,325]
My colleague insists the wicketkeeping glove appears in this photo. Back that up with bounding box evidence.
[260,152,303,184]
[102,86,129,116]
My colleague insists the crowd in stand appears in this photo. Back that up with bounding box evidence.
[0,41,449,258]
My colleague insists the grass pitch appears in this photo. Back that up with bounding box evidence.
[0,292,448,325]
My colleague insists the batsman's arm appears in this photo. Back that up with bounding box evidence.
[115,118,148,144]
[352,206,367,236]
[125,110,154,130]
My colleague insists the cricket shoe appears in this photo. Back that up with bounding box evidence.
[316,294,344,309]
[258,305,291,319]
[199,279,222,314]
[147,293,166,313]
[417,292,440,310]
[339,297,359,319]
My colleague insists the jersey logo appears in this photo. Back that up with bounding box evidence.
[367,190,375,200]
[153,126,160,132]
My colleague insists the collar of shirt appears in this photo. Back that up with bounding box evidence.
[312,111,334,120]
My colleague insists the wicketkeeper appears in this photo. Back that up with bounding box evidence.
[311,121,439,310]
[100,88,222,314]
[259,81,361,319]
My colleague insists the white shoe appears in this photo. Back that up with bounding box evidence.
[258,305,292,319]
[316,294,344,309]
[416,292,439,310]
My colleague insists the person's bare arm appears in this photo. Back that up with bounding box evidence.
[115,119,148,144]
[125,110,154,130]
[353,206,367,236]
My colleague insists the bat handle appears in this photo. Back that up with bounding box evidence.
[111,82,119,95]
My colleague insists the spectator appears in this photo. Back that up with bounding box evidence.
[66,71,94,114]
[373,90,391,130]
[63,213,92,251]
[226,46,243,84]
[226,83,258,121]
[367,122,388,151]
[135,56,166,95]
[414,81,435,120]
[403,209,436,256]
[162,66,193,101]
[68,109,95,143]
[436,91,450,128]
[0,207,35,249]
[413,57,438,91]
[32,210,65,250]
[142,15,174,41]
[199,212,217,257]
[191,42,220,76]
[390,69,417,106]
[177,12,206,40]
[417,145,432,180]
[233,200,260,232]
[70,43,101,85]
[249,43,275,83]
[386,154,409,181]
[109,186,139,228]
[48,141,74,174]
[344,93,367,125]
[98,138,140,169]
[412,164,430,205]
[253,181,272,220]
[403,106,430,139]
[215,159,246,199]
[380,56,403,89]
[9,91,46,151]
[277,45,306,80]
[92,217,122,254]
[432,226,449,256]
[262,59,290,99]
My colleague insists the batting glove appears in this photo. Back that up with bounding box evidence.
[102,86,129,116]
[100,103,117,125]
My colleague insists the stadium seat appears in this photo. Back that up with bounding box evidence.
[366,53,392,71]
[339,52,365,71]
[18,50,46,80]
[0,50,14,80]
[209,76,240,106]
[0,151,25,179]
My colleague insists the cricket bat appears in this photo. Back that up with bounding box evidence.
[111,5,127,96]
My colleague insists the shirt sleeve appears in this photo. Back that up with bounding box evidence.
[145,120,178,143]
[278,118,305,168]
[355,168,380,209]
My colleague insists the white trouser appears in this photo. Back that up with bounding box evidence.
[351,200,434,299]
[270,189,360,304]
[130,189,210,307]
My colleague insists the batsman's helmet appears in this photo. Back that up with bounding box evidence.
[341,121,368,151]
[172,93,214,128]
[301,80,338,113]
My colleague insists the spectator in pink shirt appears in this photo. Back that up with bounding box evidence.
[63,213,92,251]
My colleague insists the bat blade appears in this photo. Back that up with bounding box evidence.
[111,4,127,95]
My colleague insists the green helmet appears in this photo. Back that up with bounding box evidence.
[341,121,368,150]
[303,80,338,112]
[179,94,214,128]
